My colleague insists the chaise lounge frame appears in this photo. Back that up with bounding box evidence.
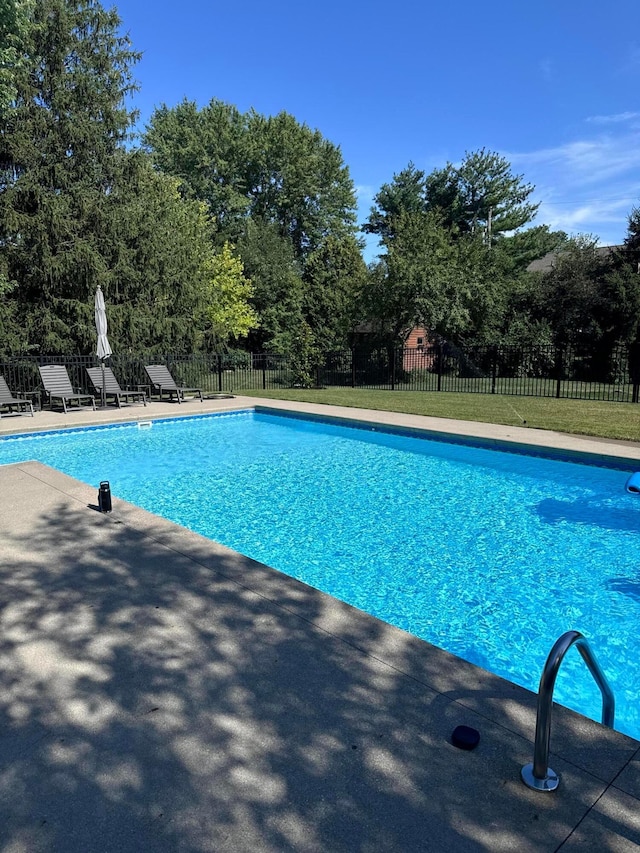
[144,364,203,404]
[38,364,96,414]
[86,366,147,408]
[0,375,34,417]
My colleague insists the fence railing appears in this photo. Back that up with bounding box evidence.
[1,343,639,405]
[322,342,640,403]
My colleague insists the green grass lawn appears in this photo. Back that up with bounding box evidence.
[242,387,640,443]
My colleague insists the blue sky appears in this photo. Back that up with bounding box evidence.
[114,0,640,261]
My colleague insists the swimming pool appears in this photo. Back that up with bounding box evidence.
[2,409,640,738]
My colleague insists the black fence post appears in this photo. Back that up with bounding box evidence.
[437,343,443,392]
[556,347,563,399]
[630,342,640,404]
[262,355,266,390]
[351,349,356,388]
[217,354,223,393]
[391,347,396,391]
[491,345,498,394]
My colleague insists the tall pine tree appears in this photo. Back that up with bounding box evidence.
[0,0,139,353]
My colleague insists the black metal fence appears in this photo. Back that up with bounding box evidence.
[1,343,639,406]
[322,342,640,403]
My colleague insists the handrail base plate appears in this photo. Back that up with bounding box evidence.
[521,763,559,792]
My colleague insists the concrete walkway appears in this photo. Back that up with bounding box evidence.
[1,396,640,852]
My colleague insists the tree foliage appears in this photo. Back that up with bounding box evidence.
[0,0,31,116]
[237,219,305,353]
[204,241,258,346]
[97,153,234,354]
[425,149,539,240]
[0,0,140,352]
[362,162,426,243]
[144,100,358,262]
[1,1,636,362]
[623,206,640,271]
[362,152,569,347]
[143,99,251,242]
[360,211,475,343]
[303,234,367,352]
[145,99,360,353]
[532,236,640,351]
[0,0,258,356]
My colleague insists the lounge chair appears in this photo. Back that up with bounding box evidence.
[86,366,147,408]
[0,375,34,417]
[38,364,96,413]
[144,364,203,403]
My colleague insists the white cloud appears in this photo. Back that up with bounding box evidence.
[511,134,640,185]
[537,197,632,238]
[586,112,640,125]
[507,128,640,243]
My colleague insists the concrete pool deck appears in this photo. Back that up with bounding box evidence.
[1,396,640,852]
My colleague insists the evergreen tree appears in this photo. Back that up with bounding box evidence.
[623,206,640,271]
[425,149,539,241]
[363,162,426,243]
[0,1,250,355]
[0,0,140,353]
[0,0,31,115]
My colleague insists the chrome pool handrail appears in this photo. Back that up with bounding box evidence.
[521,630,615,792]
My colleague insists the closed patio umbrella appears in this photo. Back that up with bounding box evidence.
[94,285,112,408]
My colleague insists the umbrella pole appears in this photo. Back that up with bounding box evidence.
[101,359,106,408]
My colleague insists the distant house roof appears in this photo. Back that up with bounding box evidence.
[526,245,622,273]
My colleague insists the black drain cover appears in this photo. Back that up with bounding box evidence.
[451,725,480,750]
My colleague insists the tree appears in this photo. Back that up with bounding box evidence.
[362,154,550,346]
[534,236,613,348]
[204,241,258,347]
[0,0,31,116]
[143,99,251,243]
[144,100,359,263]
[623,205,640,271]
[0,1,241,356]
[236,219,305,353]
[0,0,140,353]
[363,162,426,243]
[360,211,473,344]
[246,110,358,260]
[425,149,539,241]
[302,234,367,352]
[493,224,567,275]
[97,152,231,354]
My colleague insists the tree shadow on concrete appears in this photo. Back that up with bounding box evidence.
[1,484,639,852]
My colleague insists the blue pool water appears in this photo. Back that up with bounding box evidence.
[2,409,640,739]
